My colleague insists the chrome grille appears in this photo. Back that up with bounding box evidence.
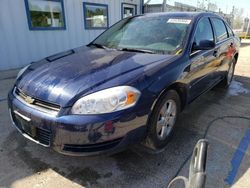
[14,87,60,115]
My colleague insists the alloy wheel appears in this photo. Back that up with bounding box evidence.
[156,99,177,140]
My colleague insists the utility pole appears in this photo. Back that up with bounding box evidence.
[231,6,235,28]
[196,0,200,8]
[162,0,167,12]
[246,18,250,39]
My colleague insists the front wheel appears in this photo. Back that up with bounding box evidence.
[145,90,181,151]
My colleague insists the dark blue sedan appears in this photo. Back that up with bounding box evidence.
[8,12,240,156]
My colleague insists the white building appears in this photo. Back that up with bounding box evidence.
[0,0,143,70]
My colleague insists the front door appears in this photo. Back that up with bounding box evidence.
[188,17,219,101]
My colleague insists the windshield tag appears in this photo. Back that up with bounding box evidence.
[167,19,191,24]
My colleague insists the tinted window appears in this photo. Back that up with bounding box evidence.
[226,24,234,37]
[211,18,228,41]
[194,18,214,46]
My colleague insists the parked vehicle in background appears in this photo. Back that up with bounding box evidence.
[8,12,240,156]
[233,29,250,40]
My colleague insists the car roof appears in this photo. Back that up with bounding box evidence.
[142,11,222,20]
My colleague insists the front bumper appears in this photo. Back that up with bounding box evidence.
[8,90,148,156]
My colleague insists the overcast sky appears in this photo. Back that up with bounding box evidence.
[148,0,250,17]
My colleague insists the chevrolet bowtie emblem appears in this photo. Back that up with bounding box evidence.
[24,96,35,104]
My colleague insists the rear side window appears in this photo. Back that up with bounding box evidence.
[226,24,234,37]
[211,18,228,42]
[194,17,214,46]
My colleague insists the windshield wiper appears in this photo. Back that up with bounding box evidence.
[118,48,155,54]
[88,43,109,49]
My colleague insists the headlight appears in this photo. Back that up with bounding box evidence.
[71,86,141,115]
[16,64,30,80]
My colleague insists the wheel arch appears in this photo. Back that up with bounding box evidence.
[144,82,188,149]
[150,82,188,113]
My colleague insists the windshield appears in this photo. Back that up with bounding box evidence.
[92,16,193,55]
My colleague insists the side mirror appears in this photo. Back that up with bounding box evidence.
[193,40,215,51]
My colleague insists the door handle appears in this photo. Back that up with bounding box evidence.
[213,50,218,57]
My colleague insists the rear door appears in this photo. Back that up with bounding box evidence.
[188,17,218,101]
[210,17,234,80]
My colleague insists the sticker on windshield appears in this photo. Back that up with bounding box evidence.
[167,18,191,24]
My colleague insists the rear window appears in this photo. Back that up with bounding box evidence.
[211,18,228,42]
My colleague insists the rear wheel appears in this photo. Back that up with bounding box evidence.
[221,58,236,88]
[145,90,181,151]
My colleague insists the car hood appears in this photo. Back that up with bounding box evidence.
[16,46,174,107]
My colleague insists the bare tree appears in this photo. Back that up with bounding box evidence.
[207,2,217,12]
[232,8,244,29]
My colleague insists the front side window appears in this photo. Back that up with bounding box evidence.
[83,3,108,29]
[92,16,192,55]
[25,0,66,30]
[193,17,214,47]
[211,18,228,42]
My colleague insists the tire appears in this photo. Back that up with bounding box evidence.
[145,90,181,151]
[220,57,236,88]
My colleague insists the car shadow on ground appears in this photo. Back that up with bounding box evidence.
[1,75,250,188]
